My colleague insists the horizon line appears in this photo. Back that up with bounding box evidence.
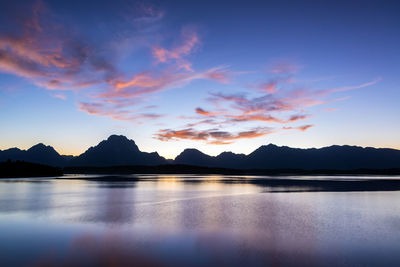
[1,134,400,160]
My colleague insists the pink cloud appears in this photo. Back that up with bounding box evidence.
[155,127,273,144]
[0,2,121,93]
[283,124,314,131]
[251,76,293,94]
[78,100,163,122]
[195,107,219,116]
[179,75,379,145]
[152,30,199,71]
[324,107,338,112]
[270,62,301,74]
[100,66,233,100]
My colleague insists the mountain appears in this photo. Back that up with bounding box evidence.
[1,136,400,170]
[174,149,246,168]
[174,144,400,170]
[0,143,66,166]
[174,149,215,166]
[69,135,167,166]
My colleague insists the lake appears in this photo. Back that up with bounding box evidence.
[1,175,400,266]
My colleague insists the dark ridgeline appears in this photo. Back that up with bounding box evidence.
[0,143,66,167]
[69,135,167,167]
[174,144,400,170]
[1,135,400,170]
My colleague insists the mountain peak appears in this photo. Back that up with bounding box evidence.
[70,135,166,166]
[107,134,130,142]
[181,148,205,155]
[265,143,278,148]
[105,135,135,145]
[28,143,57,153]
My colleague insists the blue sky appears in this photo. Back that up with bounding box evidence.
[0,0,399,158]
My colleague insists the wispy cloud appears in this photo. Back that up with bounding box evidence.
[270,61,302,74]
[172,76,380,144]
[152,29,199,71]
[283,124,313,131]
[0,1,119,91]
[78,101,163,122]
[52,93,66,100]
[154,127,273,145]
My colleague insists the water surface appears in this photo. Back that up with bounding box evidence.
[1,175,400,266]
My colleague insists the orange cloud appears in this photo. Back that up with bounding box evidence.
[101,66,233,99]
[283,124,313,131]
[287,114,310,122]
[226,114,283,123]
[155,127,273,144]
[183,75,377,144]
[195,108,219,116]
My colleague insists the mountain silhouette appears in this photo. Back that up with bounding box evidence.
[0,143,66,166]
[175,144,400,170]
[69,135,166,166]
[174,149,246,168]
[1,135,400,170]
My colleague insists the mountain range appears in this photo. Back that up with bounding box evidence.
[1,135,400,170]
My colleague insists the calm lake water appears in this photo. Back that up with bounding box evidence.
[1,175,400,266]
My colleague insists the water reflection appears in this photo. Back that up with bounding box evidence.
[0,175,400,266]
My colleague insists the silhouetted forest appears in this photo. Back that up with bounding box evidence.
[0,160,62,178]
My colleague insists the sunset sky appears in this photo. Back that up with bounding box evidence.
[0,0,399,159]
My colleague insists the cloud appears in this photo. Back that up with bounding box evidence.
[225,114,283,123]
[195,108,219,116]
[208,78,379,117]
[283,125,313,131]
[100,66,232,99]
[52,93,66,100]
[316,77,382,96]
[203,66,232,84]
[152,29,199,71]
[251,75,293,94]
[324,107,338,112]
[270,62,301,74]
[78,101,163,122]
[154,127,273,144]
[0,3,120,92]
[0,2,236,124]
[287,114,310,122]
[260,79,279,94]
[176,76,379,144]
[0,49,49,78]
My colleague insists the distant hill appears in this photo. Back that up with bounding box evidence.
[69,135,167,167]
[174,149,246,168]
[175,144,400,170]
[1,135,400,170]
[0,143,66,167]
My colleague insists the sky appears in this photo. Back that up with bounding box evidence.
[0,0,399,159]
